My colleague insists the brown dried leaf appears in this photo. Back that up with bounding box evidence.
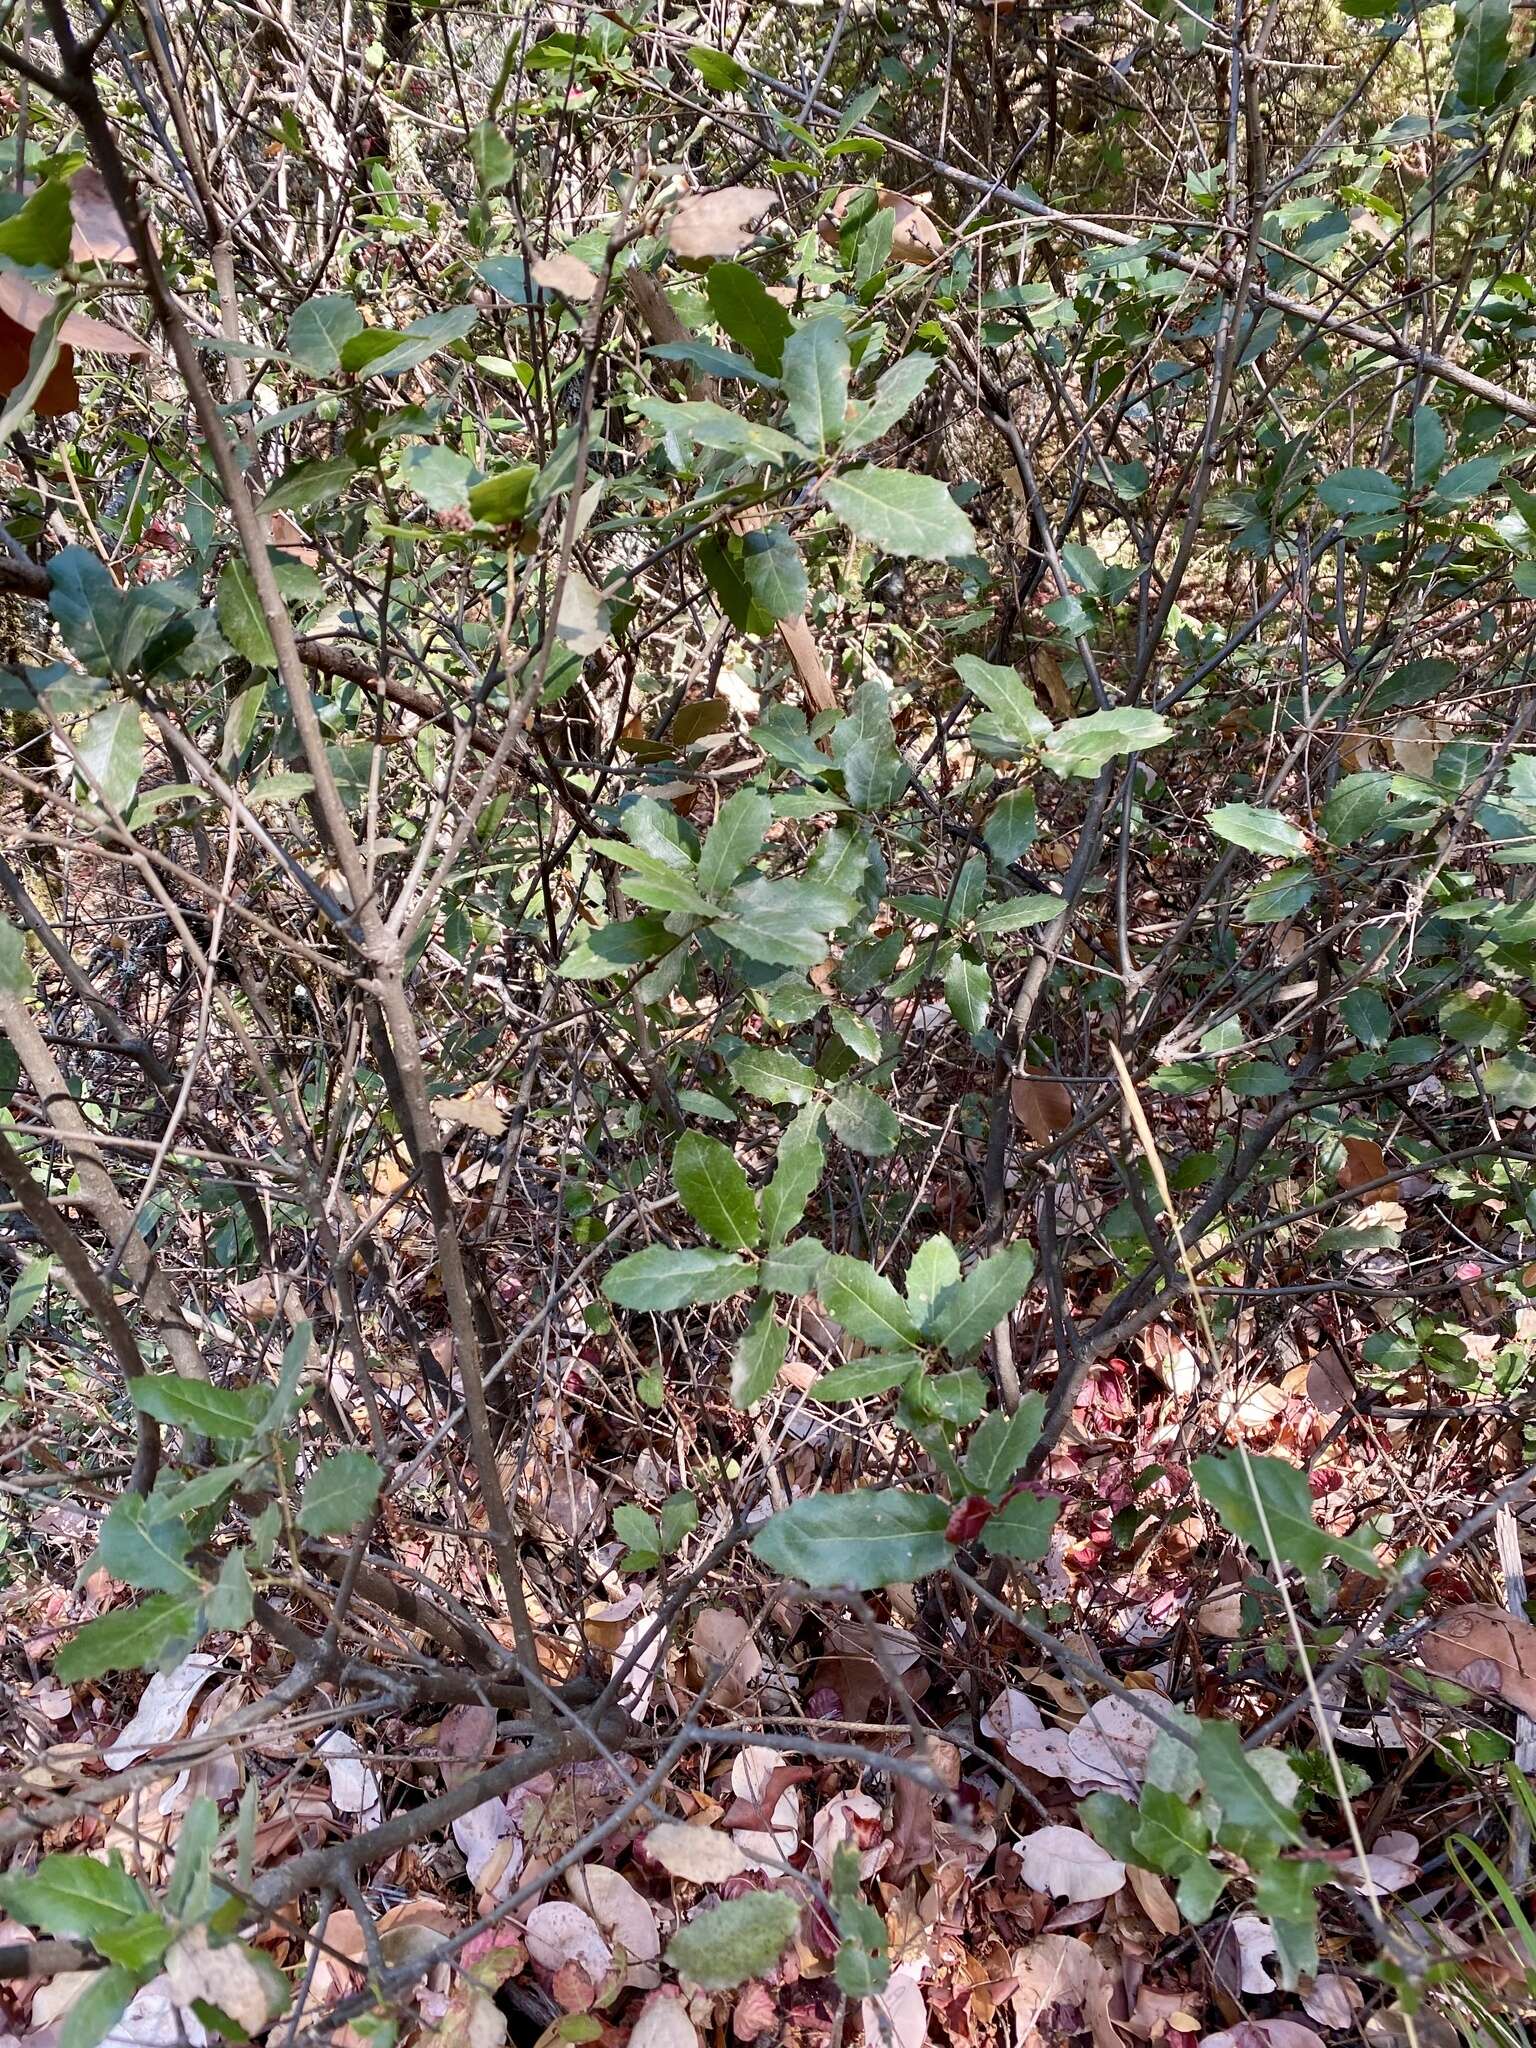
[1126,1863,1180,1936]
[665,187,776,261]
[1338,1135,1392,1197]
[1019,1825,1126,1903]
[1012,1071,1073,1147]
[68,167,138,264]
[432,1091,507,1137]
[0,271,148,354]
[1420,1603,1536,1716]
[164,1927,274,2032]
[689,1607,764,1709]
[531,251,600,302]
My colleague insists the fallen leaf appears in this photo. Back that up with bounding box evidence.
[1219,1914,1277,1997]
[665,187,776,261]
[531,251,600,301]
[631,1991,702,2047]
[1301,1976,1363,2029]
[164,1927,275,2033]
[1336,1829,1419,1894]
[1420,1604,1536,1716]
[1388,716,1437,779]
[862,1965,928,2048]
[728,1746,801,1872]
[453,1794,522,1897]
[0,270,147,418]
[317,1728,382,1828]
[689,1608,764,1709]
[1127,1863,1180,1936]
[646,1820,753,1883]
[103,1652,221,1769]
[523,1901,613,1986]
[567,1862,661,1963]
[1202,2025,1327,2048]
[437,1702,497,1787]
[553,572,611,658]
[1011,1936,1118,2048]
[1020,1826,1126,1903]
[811,1789,890,1883]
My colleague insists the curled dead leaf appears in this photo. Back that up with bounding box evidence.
[1420,1603,1536,1716]
[665,187,776,261]
[1011,1935,1119,2048]
[0,270,147,419]
[432,1092,507,1137]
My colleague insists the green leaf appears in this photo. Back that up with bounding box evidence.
[781,314,850,455]
[954,655,1051,753]
[0,916,31,998]
[1242,865,1315,924]
[905,1234,960,1330]
[93,1493,202,1596]
[687,42,750,91]
[53,1595,202,1682]
[298,1449,383,1536]
[468,463,536,525]
[93,1911,174,1973]
[729,1047,818,1105]
[985,789,1038,865]
[1431,454,1503,504]
[661,1491,698,1552]
[560,914,671,979]
[1195,1721,1302,1848]
[167,1797,220,1923]
[260,455,357,516]
[740,527,809,620]
[0,1854,148,1940]
[1321,770,1392,845]
[943,951,990,1036]
[216,559,275,668]
[131,1375,267,1440]
[614,1503,662,1569]
[818,1255,921,1349]
[1207,803,1309,857]
[1454,0,1510,106]
[825,1080,899,1157]
[706,262,793,376]
[760,1103,826,1246]
[667,1892,801,1991]
[75,700,144,815]
[397,444,475,513]
[469,121,516,193]
[47,546,121,670]
[3,1252,49,1333]
[813,1356,921,1401]
[930,1242,1035,1362]
[673,1131,760,1251]
[1441,987,1526,1050]
[1045,707,1174,778]
[206,1548,254,1630]
[758,1239,828,1295]
[603,1244,754,1311]
[964,1394,1045,1496]
[1315,467,1402,520]
[820,467,975,562]
[714,878,848,970]
[752,1489,953,1589]
[58,1967,136,2048]
[730,1298,788,1408]
[1485,1051,1536,1109]
[633,396,805,464]
[843,352,938,456]
[975,895,1062,936]
[1193,1451,1382,1577]
[0,178,72,270]
[349,306,478,380]
[982,1489,1060,1561]
[698,789,771,898]
[286,293,363,375]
